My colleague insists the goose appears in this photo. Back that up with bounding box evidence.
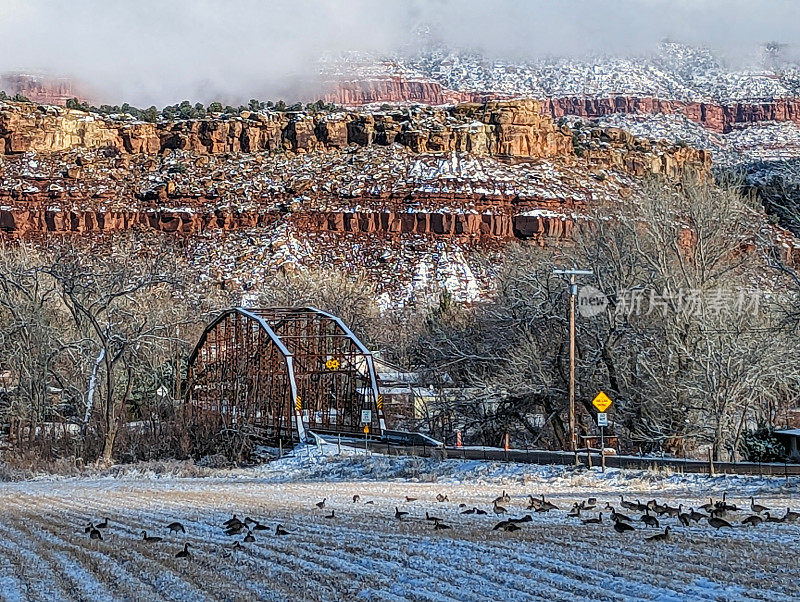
[84,523,94,534]
[395,507,409,520]
[226,523,247,536]
[620,495,638,511]
[582,513,603,525]
[365,500,374,505]
[493,501,507,515]
[581,499,597,511]
[316,498,326,509]
[275,524,291,536]
[433,520,451,531]
[717,492,737,511]
[613,520,635,533]
[436,494,449,503]
[167,521,186,534]
[742,515,763,527]
[492,491,511,505]
[244,517,258,527]
[352,495,360,503]
[221,541,242,557]
[324,510,335,519]
[662,504,680,519]
[540,495,559,511]
[783,508,800,522]
[425,511,441,522]
[89,527,103,541]
[567,504,581,518]
[405,496,418,502]
[763,512,783,523]
[458,503,468,509]
[640,510,659,528]
[707,516,732,529]
[96,518,109,529]
[243,531,255,543]
[175,543,192,559]
[461,507,477,515]
[699,498,715,513]
[474,508,488,515]
[527,495,541,511]
[508,515,533,524]
[223,515,240,528]
[492,520,521,532]
[635,500,649,512]
[689,508,706,523]
[749,496,768,514]
[609,507,632,524]
[141,531,163,543]
[224,517,244,530]
[253,521,270,531]
[645,526,671,542]
[677,506,691,527]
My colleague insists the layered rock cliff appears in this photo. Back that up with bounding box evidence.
[0,73,87,107]
[0,99,711,252]
[0,99,575,159]
[323,79,800,134]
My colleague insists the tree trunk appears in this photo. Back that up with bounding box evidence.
[100,365,133,464]
[82,348,105,439]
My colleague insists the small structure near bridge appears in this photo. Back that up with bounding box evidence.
[775,429,800,462]
[185,307,384,444]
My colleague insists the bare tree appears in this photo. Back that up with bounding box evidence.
[416,176,800,457]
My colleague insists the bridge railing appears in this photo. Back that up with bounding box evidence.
[347,440,800,477]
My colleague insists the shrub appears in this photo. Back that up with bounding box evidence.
[740,426,786,462]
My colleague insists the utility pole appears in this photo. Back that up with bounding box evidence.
[553,267,593,455]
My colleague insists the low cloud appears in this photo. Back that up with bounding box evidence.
[0,0,797,106]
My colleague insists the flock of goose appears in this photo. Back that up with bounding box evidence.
[384,490,799,542]
[82,515,293,560]
[81,490,798,559]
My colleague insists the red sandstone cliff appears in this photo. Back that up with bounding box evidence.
[0,98,712,247]
[323,78,800,133]
[0,73,88,107]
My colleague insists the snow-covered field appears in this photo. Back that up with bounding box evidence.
[1,447,798,601]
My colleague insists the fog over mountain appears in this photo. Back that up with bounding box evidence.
[1,0,798,105]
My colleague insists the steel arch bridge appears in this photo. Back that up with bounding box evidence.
[185,307,384,443]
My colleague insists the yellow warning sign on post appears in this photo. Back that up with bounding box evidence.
[377,395,383,410]
[325,358,340,371]
[295,395,302,412]
[363,425,369,434]
[592,391,613,412]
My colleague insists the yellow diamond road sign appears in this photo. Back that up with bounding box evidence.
[592,391,613,412]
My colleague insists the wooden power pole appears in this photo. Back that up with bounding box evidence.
[553,268,593,454]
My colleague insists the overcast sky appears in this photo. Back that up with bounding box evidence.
[0,0,798,106]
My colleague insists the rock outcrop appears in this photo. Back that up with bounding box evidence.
[0,99,574,160]
[323,77,800,134]
[0,98,712,251]
[0,73,87,106]
[324,77,503,106]
[0,99,710,177]
[544,96,800,134]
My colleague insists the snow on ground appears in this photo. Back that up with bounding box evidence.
[0,447,798,601]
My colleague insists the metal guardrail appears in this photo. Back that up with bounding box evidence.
[350,440,800,477]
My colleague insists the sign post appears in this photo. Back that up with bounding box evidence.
[592,392,613,472]
[361,410,372,455]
